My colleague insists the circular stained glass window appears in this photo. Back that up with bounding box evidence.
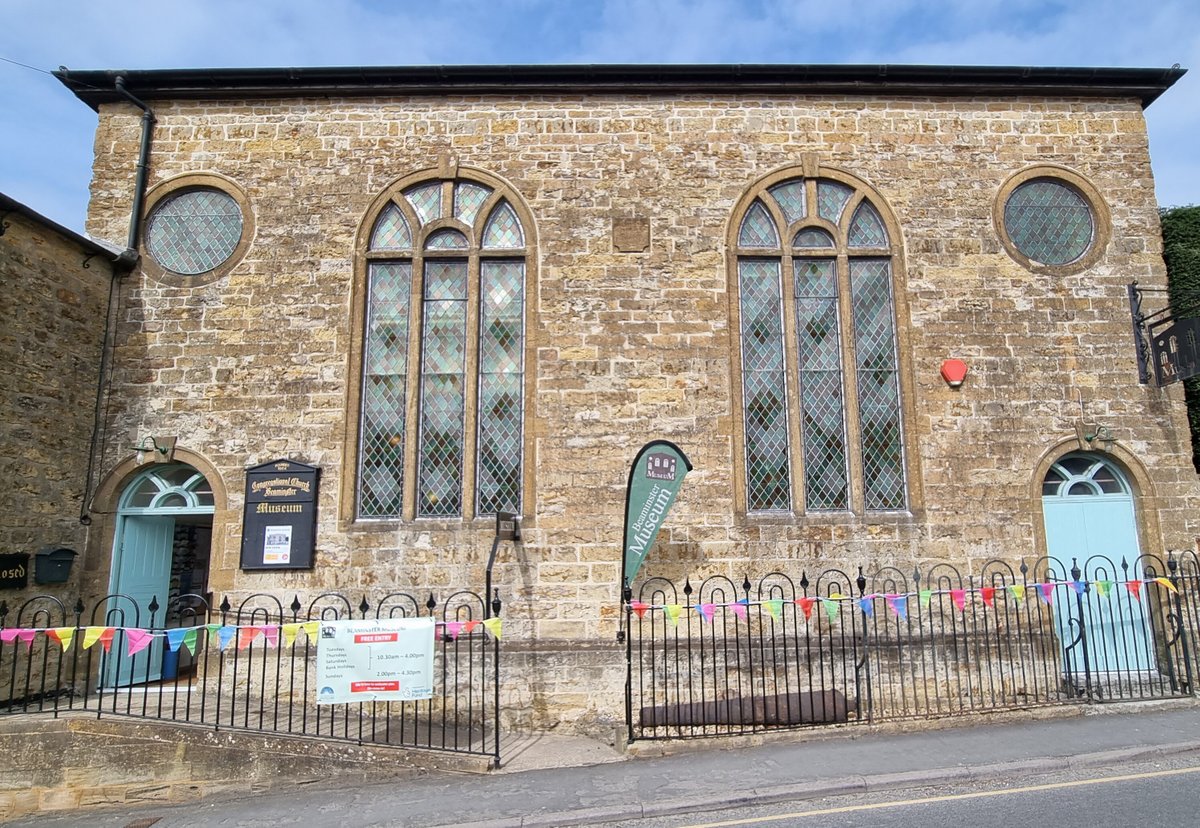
[1003,178,1094,266]
[146,189,244,275]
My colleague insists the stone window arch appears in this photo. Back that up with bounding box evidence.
[353,170,530,521]
[731,169,908,514]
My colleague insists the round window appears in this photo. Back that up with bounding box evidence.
[145,189,244,275]
[1002,178,1094,266]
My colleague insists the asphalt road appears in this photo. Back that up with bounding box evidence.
[597,755,1200,828]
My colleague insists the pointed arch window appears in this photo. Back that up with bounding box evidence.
[734,175,907,514]
[357,176,528,520]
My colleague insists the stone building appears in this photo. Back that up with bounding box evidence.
[42,63,1195,730]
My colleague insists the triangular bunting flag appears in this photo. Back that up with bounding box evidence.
[205,623,221,643]
[126,628,154,657]
[262,626,279,648]
[664,605,682,626]
[919,589,933,609]
[236,627,262,650]
[218,626,237,651]
[695,603,715,622]
[822,598,839,623]
[482,617,502,640]
[630,601,650,619]
[980,587,995,608]
[82,626,111,650]
[1094,580,1114,598]
[886,594,908,620]
[463,620,480,635]
[445,621,465,640]
[299,621,320,641]
[950,589,967,611]
[98,628,116,652]
[182,628,199,656]
[16,629,36,648]
[796,597,815,619]
[47,628,75,651]
[281,623,301,648]
[730,602,748,621]
[1037,583,1055,605]
[165,628,188,653]
[859,597,874,617]
[1154,577,1179,595]
[1126,580,1142,600]
[1009,584,1026,602]
[763,599,783,621]
[0,629,18,644]
[1072,580,1087,595]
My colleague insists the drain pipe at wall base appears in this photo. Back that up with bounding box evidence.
[78,76,155,526]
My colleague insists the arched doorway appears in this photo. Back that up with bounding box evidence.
[107,464,214,686]
[1041,452,1152,675]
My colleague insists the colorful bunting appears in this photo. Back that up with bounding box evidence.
[0,629,18,644]
[218,626,237,651]
[262,625,279,648]
[980,587,995,608]
[82,626,112,650]
[664,604,682,626]
[1071,580,1087,595]
[919,590,933,609]
[182,628,198,655]
[281,623,302,648]
[463,620,481,635]
[630,601,650,619]
[1126,580,1142,600]
[730,602,748,621]
[47,628,75,651]
[1037,583,1055,605]
[1154,577,1179,595]
[166,628,189,654]
[763,599,783,621]
[886,595,908,620]
[16,629,36,648]
[796,597,815,619]
[950,589,967,611]
[445,621,465,640]
[822,598,839,623]
[1009,585,1026,602]
[300,621,319,640]
[126,628,154,657]
[1094,580,1113,598]
[696,603,715,622]
[482,617,502,640]
[859,597,874,617]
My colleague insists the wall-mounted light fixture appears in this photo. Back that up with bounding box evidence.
[940,359,969,388]
[131,435,177,464]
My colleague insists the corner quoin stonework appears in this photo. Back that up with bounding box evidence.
[78,88,1199,733]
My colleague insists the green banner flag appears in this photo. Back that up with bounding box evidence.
[622,440,693,587]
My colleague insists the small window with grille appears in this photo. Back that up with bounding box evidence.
[146,189,244,275]
[357,175,528,521]
[996,167,1107,273]
[733,173,907,515]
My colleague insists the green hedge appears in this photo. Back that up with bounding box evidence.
[1161,206,1200,472]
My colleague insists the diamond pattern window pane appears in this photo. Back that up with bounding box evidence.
[848,202,889,248]
[795,259,848,510]
[418,259,467,518]
[477,261,525,515]
[768,181,807,224]
[455,183,492,225]
[850,260,906,511]
[482,201,524,249]
[817,181,853,223]
[738,201,780,249]
[404,182,443,226]
[1004,179,1093,265]
[739,259,790,511]
[359,263,412,518]
[370,203,412,251]
[794,228,835,249]
[146,189,243,275]
[425,229,469,250]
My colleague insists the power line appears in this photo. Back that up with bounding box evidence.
[0,55,55,76]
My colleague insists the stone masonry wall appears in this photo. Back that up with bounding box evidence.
[80,93,1200,731]
[0,210,112,597]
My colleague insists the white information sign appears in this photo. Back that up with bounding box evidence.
[262,524,292,565]
[315,617,435,704]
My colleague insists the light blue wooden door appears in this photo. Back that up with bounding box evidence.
[106,514,173,686]
[1042,454,1153,674]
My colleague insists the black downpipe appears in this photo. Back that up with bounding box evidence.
[78,77,153,525]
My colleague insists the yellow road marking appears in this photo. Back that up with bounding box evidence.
[675,763,1200,827]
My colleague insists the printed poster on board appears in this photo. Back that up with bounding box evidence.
[315,618,435,704]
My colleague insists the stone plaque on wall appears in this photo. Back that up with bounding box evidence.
[240,459,319,570]
[612,217,650,253]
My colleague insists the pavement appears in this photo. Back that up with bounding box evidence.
[11,700,1200,827]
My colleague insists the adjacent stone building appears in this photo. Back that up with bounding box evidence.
[41,63,1196,730]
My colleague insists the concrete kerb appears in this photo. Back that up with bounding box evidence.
[437,738,1200,828]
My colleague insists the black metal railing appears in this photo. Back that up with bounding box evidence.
[0,589,502,765]
[626,552,1200,741]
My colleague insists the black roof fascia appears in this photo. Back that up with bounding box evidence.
[54,63,1186,111]
[0,192,135,269]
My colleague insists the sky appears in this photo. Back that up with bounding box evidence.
[2,0,1198,235]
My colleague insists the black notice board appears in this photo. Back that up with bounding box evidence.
[240,459,319,570]
[0,553,29,590]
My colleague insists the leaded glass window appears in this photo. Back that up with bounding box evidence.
[357,176,528,520]
[1003,178,1094,266]
[734,175,908,514]
[145,189,243,275]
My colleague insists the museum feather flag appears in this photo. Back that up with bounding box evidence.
[621,440,693,588]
